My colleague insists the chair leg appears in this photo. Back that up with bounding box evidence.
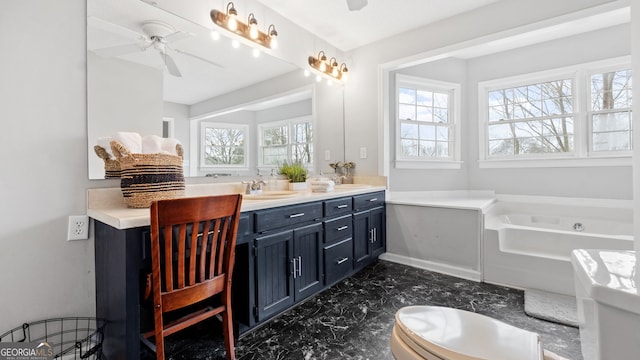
[154,310,165,360]
[222,306,235,360]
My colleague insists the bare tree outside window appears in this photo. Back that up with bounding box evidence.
[590,69,633,152]
[260,119,313,167]
[204,127,245,165]
[487,79,574,156]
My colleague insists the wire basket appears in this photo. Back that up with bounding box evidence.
[0,317,105,359]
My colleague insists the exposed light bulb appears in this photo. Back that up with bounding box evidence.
[252,48,261,58]
[341,72,348,82]
[332,66,339,77]
[248,14,259,39]
[303,69,310,77]
[269,36,278,49]
[228,17,237,31]
[231,39,240,48]
[316,75,322,82]
[210,30,220,41]
[319,62,326,72]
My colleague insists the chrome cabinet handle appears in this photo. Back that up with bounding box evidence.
[297,256,302,277]
[369,198,378,202]
[369,228,374,243]
[373,228,377,242]
[337,204,348,209]
[337,257,349,265]
[292,258,298,278]
[337,226,348,231]
[289,213,305,218]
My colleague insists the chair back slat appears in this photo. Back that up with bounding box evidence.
[188,221,199,286]
[216,218,230,276]
[163,226,174,292]
[197,220,211,284]
[208,218,222,279]
[176,224,187,289]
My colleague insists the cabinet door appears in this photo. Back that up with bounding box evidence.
[255,230,294,321]
[370,206,386,257]
[293,223,324,301]
[352,210,372,271]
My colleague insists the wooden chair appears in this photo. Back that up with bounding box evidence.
[141,194,243,360]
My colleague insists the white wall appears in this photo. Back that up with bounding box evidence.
[164,101,190,173]
[0,0,95,326]
[88,53,164,179]
[466,24,632,199]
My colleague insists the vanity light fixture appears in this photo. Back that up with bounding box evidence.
[308,51,349,82]
[210,2,279,49]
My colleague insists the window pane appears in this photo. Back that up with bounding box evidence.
[436,142,449,157]
[433,92,448,108]
[204,127,245,165]
[593,112,631,132]
[399,104,416,120]
[399,87,416,104]
[400,139,418,156]
[514,121,540,138]
[488,106,507,122]
[420,140,435,156]
[591,70,632,110]
[488,123,513,140]
[416,106,432,122]
[400,123,419,139]
[489,139,514,156]
[542,135,573,153]
[262,126,287,145]
[420,124,435,141]
[263,146,288,165]
[541,118,573,136]
[434,108,448,123]
[417,90,432,106]
[488,90,507,107]
[518,137,542,154]
[292,144,313,163]
[293,122,312,143]
[436,126,449,141]
[593,131,631,151]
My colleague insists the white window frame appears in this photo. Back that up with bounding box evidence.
[395,74,462,170]
[199,122,249,171]
[478,56,631,168]
[257,115,314,169]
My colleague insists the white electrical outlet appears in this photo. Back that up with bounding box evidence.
[67,215,89,241]
[360,147,367,159]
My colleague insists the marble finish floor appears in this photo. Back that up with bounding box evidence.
[142,260,582,360]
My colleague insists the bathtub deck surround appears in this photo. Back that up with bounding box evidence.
[140,261,582,360]
[383,190,496,281]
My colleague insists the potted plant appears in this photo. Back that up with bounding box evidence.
[278,161,308,191]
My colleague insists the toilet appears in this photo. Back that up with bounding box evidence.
[390,306,543,360]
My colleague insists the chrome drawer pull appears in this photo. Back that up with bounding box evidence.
[289,213,305,218]
[337,226,348,231]
[337,257,349,265]
[369,198,378,202]
[337,204,348,209]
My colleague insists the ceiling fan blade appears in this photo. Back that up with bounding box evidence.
[162,31,193,44]
[173,49,224,69]
[93,43,145,57]
[160,52,182,77]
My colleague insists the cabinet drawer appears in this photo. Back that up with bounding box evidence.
[323,197,353,217]
[324,238,353,286]
[324,215,352,244]
[353,191,385,211]
[255,202,323,233]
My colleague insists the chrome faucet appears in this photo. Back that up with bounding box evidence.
[242,179,266,194]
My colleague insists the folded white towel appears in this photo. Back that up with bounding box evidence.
[142,134,164,154]
[310,180,335,187]
[113,132,142,154]
[161,137,182,155]
[96,137,114,159]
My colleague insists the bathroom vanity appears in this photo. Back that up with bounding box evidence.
[88,185,386,359]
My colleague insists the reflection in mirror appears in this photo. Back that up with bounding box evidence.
[87,0,344,179]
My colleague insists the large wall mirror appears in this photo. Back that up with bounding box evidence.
[87,0,345,179]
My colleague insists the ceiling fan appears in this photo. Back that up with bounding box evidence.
[92,20,220,77]
[346,0,368,11]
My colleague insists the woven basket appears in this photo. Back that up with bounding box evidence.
[94,145,121,179]
[111,140,185,208]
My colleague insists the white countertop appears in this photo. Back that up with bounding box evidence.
[385,190,496,211]
[87,184,386,230]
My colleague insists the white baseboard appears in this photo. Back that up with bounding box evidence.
[379,253,481,282]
